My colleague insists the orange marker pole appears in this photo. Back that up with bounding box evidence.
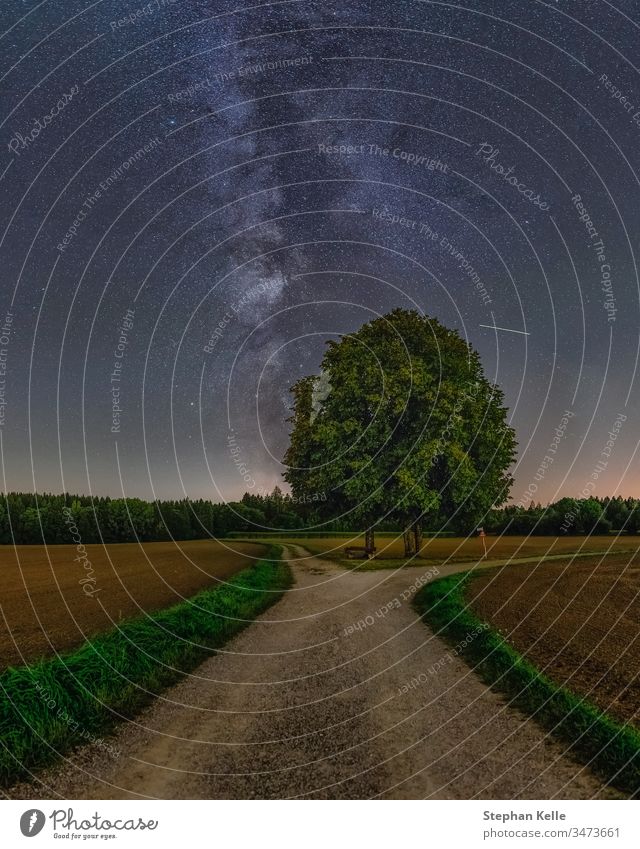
[479,527,487,558]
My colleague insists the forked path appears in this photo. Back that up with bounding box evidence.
[11,547,620,799]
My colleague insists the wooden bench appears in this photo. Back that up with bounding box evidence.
[344,546,377,560]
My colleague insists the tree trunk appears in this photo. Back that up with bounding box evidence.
[403,528,415,557]
[365,528,375,558]
[413,519,423,554]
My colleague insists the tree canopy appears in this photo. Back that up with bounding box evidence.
[283,308,517,536]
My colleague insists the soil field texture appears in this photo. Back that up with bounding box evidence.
[0,540,266,669]
[259,534,639,564]
[468,553,640,728]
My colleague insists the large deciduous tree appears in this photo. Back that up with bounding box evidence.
[283,308,517,553]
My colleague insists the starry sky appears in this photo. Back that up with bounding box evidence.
[0,0,639,505]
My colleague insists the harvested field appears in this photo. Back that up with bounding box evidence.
[467,553,640,728]
[261,533,639,565]
[0,540,266,669]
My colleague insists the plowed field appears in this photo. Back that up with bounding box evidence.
[468,553,640,727]
[0,540,266,668]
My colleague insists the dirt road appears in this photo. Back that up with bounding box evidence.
[8,547,620,799]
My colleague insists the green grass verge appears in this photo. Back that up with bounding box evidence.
[0,546,291,786]
[414,571,640,797]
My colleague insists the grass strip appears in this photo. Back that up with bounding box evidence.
[414,571,640,796]
[0,546,291,785]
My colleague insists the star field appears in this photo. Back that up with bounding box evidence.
[1,0,639,504]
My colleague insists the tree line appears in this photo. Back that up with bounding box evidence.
[0,488,307,545]
[1,490,636,546]
[486,496,640,536]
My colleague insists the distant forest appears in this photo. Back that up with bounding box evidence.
[0,490,638,545]
[485,496,640,536]
[0,488,304,545]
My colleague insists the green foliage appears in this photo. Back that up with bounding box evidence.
[415,572,640,796]
[284,309,517,533]
[0,548,291,785]
[487,495,638,535]
[3,489,636,546]
[0,488,304,545]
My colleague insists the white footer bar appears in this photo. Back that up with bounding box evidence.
[0,799,636,848]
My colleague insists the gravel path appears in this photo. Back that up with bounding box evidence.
[8,547,620,800]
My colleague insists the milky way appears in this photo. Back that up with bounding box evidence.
[1,0,639,504]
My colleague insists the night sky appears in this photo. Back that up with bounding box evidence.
[1,0,639,505]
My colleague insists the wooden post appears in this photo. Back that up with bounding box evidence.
[478,526,487,558]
